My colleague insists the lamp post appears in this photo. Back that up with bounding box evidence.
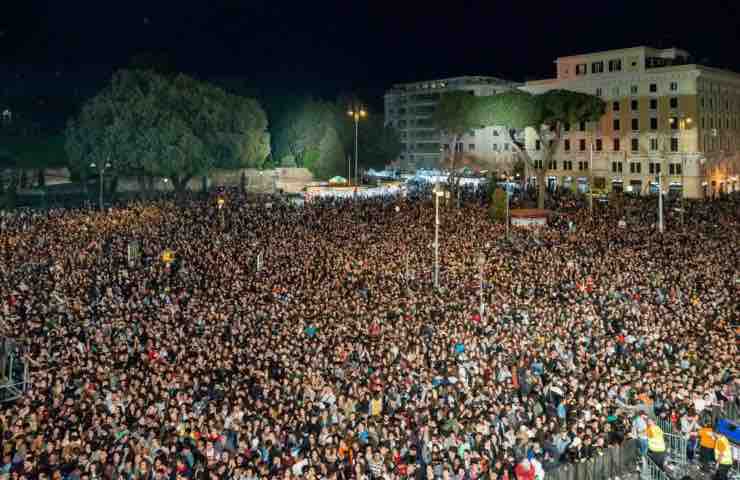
[89,160,112,211]
[678,115,692,226]
[477,250,486,321]
[433,185,446,289]
[217,196,225,227]
[347,106,367,186]
[657,172,664,234]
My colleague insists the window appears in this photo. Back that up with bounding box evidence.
[595,138,603,151]
[670,138,679,152]
[592,61,604,73]
[670,81,678,91]
[492,143,499,151]
[578,161,588,171]
[630,162,642,174]
[650,117,658,130]
[649,83,657,93]
[534,159,543,169]
[535,140,541,150]
[469,144,475,151]
[650,138,659,151]
[631,138,639,152]
[669,97,679,109]
[548,160,557,170]
[669,163,682,175]
[649,162,661,174]
[670,117,678,129]
[612,162,623,173]
[631,118,639,131]
[596,87,603,97]
[579,139,586,151]
[613,138,620,151]
[608,59,622,72]
[649,99,658,110]
[631,99,639,111]
[563,161,573,171]
[576,64,588,75]
[564,139,571,151]
[631,85,638,94]
[612,101,620,112]
[579,121,586,131]
[504,143,510,151]
[613,119,621,131]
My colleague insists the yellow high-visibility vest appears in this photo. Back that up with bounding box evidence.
[715,434,732,465]
[647,425,666,453]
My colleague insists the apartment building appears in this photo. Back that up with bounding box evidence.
[522,46,740,198]
[384,76,519,169]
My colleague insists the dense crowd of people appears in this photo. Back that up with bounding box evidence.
[0,188,738,480]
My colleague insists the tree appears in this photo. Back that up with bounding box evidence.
[280,154,297,167]
[489,188,508,223]
[475,90,605,208]
[65,69,271,193]
[431,91,479,205]
[273,99,336,168]
[357,116,402,171]
[308,127,345,179]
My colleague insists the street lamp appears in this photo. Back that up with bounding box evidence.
[477,250,486,321]
[89,160,112,211]
[678,115,692,226]
[432,184,447,289]
[347,107,367,186]
[656,171,664,234]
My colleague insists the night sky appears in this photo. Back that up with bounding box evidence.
[2,0,739,107]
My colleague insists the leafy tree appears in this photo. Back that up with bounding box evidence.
[357,116,402,171]
[310,127,345,179]
[273,99,336,168]
[280,154,297,167]
[489,188,507,223]
[475,90,605,208]
[431,91,479,205]
[65,69,271,193]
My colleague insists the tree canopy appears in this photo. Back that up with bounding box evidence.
[474,89,605,207]
[65,69,271,192]
[271,97,401,177]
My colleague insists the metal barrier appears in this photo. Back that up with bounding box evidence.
[663,432,689,466]
[639,456,671,480]
[544,440,638,480]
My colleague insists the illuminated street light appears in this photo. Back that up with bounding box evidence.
[347,106,368,185]
[89,160,112,211]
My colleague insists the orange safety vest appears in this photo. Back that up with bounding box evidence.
[699,427,716,449]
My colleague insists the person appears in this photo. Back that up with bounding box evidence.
[633,412,649,458]
[699,423,717,469]
[713,432,733,480]
[646,418,666,470]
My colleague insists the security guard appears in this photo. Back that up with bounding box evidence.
[646,418,667,469]
[714,432,733,480]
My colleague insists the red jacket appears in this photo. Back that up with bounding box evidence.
[515,463,535,480]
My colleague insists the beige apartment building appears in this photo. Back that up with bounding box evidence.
[522,46,740,198]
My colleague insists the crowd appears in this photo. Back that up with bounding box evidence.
[0,189,738,480]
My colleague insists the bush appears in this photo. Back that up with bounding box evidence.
[280,155,297,167]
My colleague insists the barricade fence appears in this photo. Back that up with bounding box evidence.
[545,440,638,480]
[639,456,671,480]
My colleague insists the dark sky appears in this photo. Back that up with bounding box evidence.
[2,0,739,105]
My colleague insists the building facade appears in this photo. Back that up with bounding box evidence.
[384,76,520,169]
[522,46,740,198]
